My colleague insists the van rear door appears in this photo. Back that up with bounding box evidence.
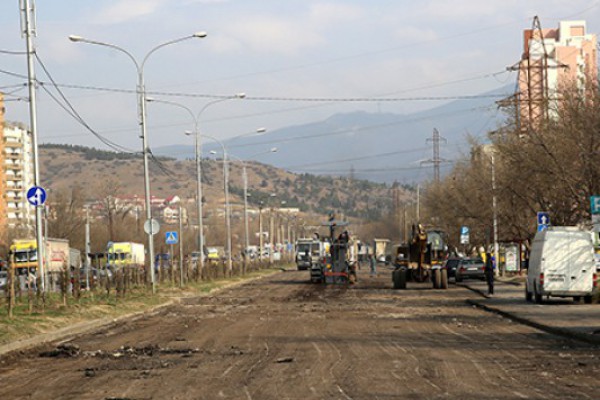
[567,232,593,293]
[542,230,570,292]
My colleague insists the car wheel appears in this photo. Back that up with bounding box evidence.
[573,296,581,303]
[584,295,593,304]
[455,275,462,283]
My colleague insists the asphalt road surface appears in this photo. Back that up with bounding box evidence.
[1,268,599,399]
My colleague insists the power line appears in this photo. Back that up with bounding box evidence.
[284,146,431,170]
[227,105,495,149]
[34,52,138,154]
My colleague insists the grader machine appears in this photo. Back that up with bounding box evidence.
[392,224,449,290]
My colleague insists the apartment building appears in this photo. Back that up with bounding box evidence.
[518,20,598,129]
[0,94,5,248]
[1,121,35,235]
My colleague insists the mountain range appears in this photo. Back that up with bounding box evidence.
[154,85,512,183]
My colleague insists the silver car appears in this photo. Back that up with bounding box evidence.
[0,270,8,291]
[455,258,485,282]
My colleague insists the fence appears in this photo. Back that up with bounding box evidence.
[2,254,282,319]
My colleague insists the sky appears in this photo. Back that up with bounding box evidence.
[1,0,599,160]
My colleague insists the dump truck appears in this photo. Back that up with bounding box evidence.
[392,224,449,290]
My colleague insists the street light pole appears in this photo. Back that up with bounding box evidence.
[146,95,243,276]
[228,146,277,261]
[69,31,207,293]
[491,151,500,277]
[205,135,233,272]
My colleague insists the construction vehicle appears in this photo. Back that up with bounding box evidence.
[311,215,358,285]
[392,224,449,290]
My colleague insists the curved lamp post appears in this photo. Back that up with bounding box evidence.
[228,145,278,257]
[69,32,207,293]
[146,93,244,274]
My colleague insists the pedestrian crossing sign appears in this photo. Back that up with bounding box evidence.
[166,231,179,245]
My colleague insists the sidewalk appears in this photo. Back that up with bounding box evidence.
[461,279,600,345]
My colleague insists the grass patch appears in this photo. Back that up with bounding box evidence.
[0,267,280,346]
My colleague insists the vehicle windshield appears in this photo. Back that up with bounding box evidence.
[297,244,311,253]
[14,250,36,263]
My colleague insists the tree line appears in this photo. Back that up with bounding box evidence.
[423,80,600,247]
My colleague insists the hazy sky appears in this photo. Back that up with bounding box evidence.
[1,1,599,154]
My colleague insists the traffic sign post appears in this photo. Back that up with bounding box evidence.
[537,212,550,232]
[144,219,160,236]
[165,231,179,245]
[460,226,470,245]
[590,196,600,233]
[27,186,47,206]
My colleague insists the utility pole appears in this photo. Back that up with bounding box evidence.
[258,202,264,262]
[416,184,421,222]
[85,206,91,291]
[491,151,500,277]
[21,0,45,293]
[179,204,184,287]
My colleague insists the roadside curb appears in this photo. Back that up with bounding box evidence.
[466,298,600,346]
[0,270,281,358]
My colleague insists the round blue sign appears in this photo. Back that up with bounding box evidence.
[26,186,47,206]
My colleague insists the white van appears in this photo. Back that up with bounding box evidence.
[526,227,597,304]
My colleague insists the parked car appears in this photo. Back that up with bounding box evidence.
[455,258,485,282]
[443,257,462,279]
[0,270,7,291]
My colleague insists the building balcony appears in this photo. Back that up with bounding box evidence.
[4,153,22,160]
[5,163,23,171]
[5,175,24,182]
[5,192,23,201]
[3,140,23,149]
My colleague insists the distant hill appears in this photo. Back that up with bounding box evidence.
[155,85,511,183]
[39,144,412,220]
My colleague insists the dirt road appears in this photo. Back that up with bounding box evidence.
[1,268,599,399]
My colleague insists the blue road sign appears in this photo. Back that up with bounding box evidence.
[591,196,600,215]
[27,186,47,206]
[165,231,179,245]
[537,212,550,231]
[460,226,469,235]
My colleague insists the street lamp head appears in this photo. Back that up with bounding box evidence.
[209,150,217,155]
[193,31,208,38]
[270,147,278,153]
[256,127,267,133]
[235,93,246,99]
[146,97,156,102]
[184,130,193,136]
[68,35,84,42]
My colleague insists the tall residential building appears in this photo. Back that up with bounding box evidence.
[0,93,6,248]
[1,120,35,236]
[517,19,597,130]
